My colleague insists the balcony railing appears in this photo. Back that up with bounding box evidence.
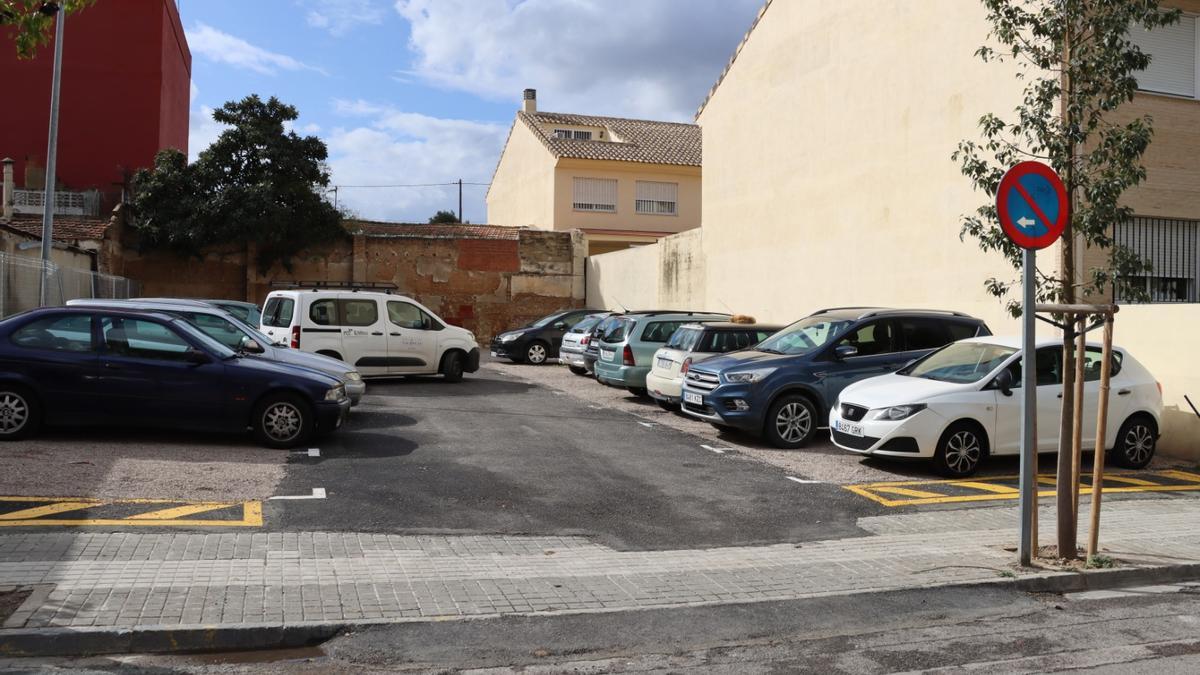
[11,189,101,217]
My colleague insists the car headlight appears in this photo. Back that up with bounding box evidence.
[499,332,522,343]
[325,385,346,401]
[724,367,776,384]
[344,371,362,382]
[869,404,926,421]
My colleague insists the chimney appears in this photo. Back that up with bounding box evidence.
[1,158,13,221]
[522,88,537,114]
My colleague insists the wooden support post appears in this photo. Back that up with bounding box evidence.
[1071,315,1086,523]
[1087,316,1115,560]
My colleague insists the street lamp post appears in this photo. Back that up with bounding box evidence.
[38,3,66,306]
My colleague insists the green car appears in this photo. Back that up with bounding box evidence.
[594,311,730,396]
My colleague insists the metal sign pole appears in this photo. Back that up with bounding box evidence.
[1018,247,1038,566]
[39,7,66,307]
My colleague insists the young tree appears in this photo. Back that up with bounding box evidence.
[0,0,94,58]
[428,210,459,224]
[132,95,346,270]
[953,0,1179,559]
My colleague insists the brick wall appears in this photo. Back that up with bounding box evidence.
[118,222,586,341]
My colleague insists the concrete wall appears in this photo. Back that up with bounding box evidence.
[486,121,558,228]
[1118,305,1200,458]
[658,228,707,310]
[586,243,659,312]
[123,228,586,341]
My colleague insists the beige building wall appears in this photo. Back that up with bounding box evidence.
[586,243,660,312]
[486,121,556,228]
[658,228,707,310]
[553,159,701,236]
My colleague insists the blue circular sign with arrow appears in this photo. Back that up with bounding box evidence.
[996,161,1068,250]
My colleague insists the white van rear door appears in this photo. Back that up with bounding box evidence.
[260,294,296,346]
[338,294,389,375]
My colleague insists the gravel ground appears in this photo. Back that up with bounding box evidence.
[0,428,287,501]
[483,357,1182,485]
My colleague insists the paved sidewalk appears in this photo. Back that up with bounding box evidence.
[2,498,1199,630]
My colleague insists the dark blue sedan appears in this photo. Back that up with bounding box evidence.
[0,307,350,448]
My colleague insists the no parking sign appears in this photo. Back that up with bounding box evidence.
[996,161,1068,250]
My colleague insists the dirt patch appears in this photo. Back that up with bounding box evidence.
[0,588,32,625]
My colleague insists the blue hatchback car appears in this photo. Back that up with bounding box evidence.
[0,307,351,448]
[680,308,990,449]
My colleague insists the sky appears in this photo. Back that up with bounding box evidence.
[180,0,764,224]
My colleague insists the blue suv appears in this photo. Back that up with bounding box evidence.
[680,308,990,448]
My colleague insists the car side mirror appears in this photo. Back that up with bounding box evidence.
[993,369,1014,397]
[185,348,211,365]
[241,337,265,354]
[554,321,567,330]
[834,345,858,361]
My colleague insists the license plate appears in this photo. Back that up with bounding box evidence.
[836,420,864,437]
[656,357,673,370]
[601,349,615,362]
[683,391,702,405]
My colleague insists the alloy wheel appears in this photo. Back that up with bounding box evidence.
[945,431,982,474]
[263,402,303,443]
[527,344,547,364]
[0,393,28,435]
[775,402,812,444]
[1122,423,1155,466]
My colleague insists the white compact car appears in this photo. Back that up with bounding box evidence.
[259,287,480,381]
[829,336,1162,477]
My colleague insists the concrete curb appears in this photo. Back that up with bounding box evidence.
[3,562,1200,658]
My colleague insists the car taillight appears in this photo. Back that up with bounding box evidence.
[622,344,635,366]
[1157,382,1162,396]
[581,336,590,346]
[291,325,300,349]
[681,357,692,374]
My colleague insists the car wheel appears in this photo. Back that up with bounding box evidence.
[656,399,676,411]
[933,423,986,477]
[764,394,817,449]
[568,365,588,376]
[628,387,649,398]
[441,351,465,383]
[252,393,314,449]
[526,341,549,365]
[0,385,40,441]
[1111,414,1157,469]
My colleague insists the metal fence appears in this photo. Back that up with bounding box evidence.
[0,252,140,318]
[1115,216,1199,304]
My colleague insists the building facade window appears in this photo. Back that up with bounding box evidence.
[1116,216,1199,303]
[1129,15,1198,99]
[634,181,678,215]
[572,177,618,212]
[554,129,593,140]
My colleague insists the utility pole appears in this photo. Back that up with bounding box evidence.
[39,2,66,307]
[457,178,463,223]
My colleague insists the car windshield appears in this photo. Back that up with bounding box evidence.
[665,327,702,351]
[529,312,565,329]
[170,318,236,359]
[904,342,1017,383]
[569,316,603,334]
[600,318,632,343]
[754,316,853,355]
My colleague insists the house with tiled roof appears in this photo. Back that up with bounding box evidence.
[487,89,701,256]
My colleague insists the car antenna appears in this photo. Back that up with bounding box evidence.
[716,297,733,313]
[614,297,628,313]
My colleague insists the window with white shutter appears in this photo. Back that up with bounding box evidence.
[573,178,618,213]
[1129,16,1197,98]
[635,181,678,215]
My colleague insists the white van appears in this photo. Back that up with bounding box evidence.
[259,286,480,381]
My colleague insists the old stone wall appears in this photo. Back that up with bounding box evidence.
[122,225,585,341]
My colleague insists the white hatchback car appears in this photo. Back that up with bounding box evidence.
[259,288,480,381]
[829,336,1162,477]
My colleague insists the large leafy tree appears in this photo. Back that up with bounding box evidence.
[132,95,345,270]
[0,0,95,58]
[428,210,459,224]
[953,0,1179,559]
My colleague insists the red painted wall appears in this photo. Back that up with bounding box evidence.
[0,0,191,208]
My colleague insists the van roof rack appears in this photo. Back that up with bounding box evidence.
[859,308,971,319]
[269,281,400,293]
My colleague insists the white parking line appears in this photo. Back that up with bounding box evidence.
[786,476,825,484]
[637,422,656,428]
[291,448,321,457]
[268,488,327,500]
[700,444,731,454]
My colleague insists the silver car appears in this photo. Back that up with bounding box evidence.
[559,312,611,375]
[66,298,366,405]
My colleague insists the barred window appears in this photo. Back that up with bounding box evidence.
[635,181,678,215]
[573,177,617,212]
[1116,216,1199,303]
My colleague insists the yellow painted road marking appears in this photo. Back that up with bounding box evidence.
[1158,470,1200,483]
[1099,475,1159,487]
[845,470,1200,507]
[952,481,1019,494]
[871,486,948,499]
[0,501,101,520]
[0,497,262,527]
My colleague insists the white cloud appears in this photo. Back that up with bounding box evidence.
[188,104,228,162]
[306,0,387,36]
[325,101,507,222]
[393,0,763,121]
[187,23,326,76]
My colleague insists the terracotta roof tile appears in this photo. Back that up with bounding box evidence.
[4,214,110,241]
[518,111,701,167]
[347,220,522,240]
